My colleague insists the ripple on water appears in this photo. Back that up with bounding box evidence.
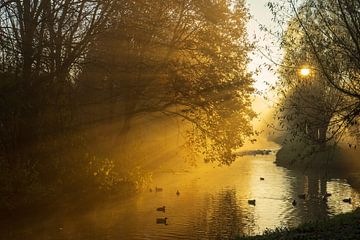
[115,157,360,239]
[5,154,360,240]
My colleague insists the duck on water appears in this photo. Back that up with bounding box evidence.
[156,206,166,212]
[156,217,168,225]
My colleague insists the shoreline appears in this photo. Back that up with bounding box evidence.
[237,208,360,240]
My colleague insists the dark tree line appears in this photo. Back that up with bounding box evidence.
[0,0,254,208]
[0,0,119,207]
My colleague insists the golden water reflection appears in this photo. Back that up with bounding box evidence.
[3,154,360,240]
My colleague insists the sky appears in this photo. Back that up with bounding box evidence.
[246,0,279,93]
[245,0,281,128]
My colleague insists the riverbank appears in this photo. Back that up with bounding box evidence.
[237,208,360,240]
[275,142,360,190]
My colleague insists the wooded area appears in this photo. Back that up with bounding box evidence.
[0,0,254,209]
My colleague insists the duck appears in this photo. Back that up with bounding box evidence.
[248,199,256,206]
[298,194,307,200]
[292,199,297,206]
[325,192,332,197]
[322,193,331,201]
[155,187,163,192]
[343,198,352,203]
[156,206,166,212]
[176,190,180,196]
[156,217,168,225]
[260,177,265,181]
[149,188,153,192]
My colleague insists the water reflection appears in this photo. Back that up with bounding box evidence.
[2,154,360,240]
[191,189,245,239]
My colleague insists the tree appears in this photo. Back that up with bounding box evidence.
[0,0,115,154]
[0,0,117,205]
[269,0,360,147]
[78,0,255,165]
[0,0,255,209]
[275,16,343,146]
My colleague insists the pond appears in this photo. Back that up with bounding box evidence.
[4,147,360,240]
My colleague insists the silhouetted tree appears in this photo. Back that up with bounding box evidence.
[79,0,255,164]
[275,16,343,146]
[0,0,115,152]
[269,0,360,147]
[0,0,116,206]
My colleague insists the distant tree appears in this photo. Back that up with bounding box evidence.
[275,16,344,146]
[269,0,360,146]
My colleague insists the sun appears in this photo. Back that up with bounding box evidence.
[299,67,311,77]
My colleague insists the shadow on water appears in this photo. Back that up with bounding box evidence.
[2,150,360,240]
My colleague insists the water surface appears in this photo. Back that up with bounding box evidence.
[4,151,360,240]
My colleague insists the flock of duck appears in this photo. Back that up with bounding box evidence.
[152,177,354,225]
[150,187,180,225]
[247,177,353,207]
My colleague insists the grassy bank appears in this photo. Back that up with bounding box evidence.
[237,208,360,240]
